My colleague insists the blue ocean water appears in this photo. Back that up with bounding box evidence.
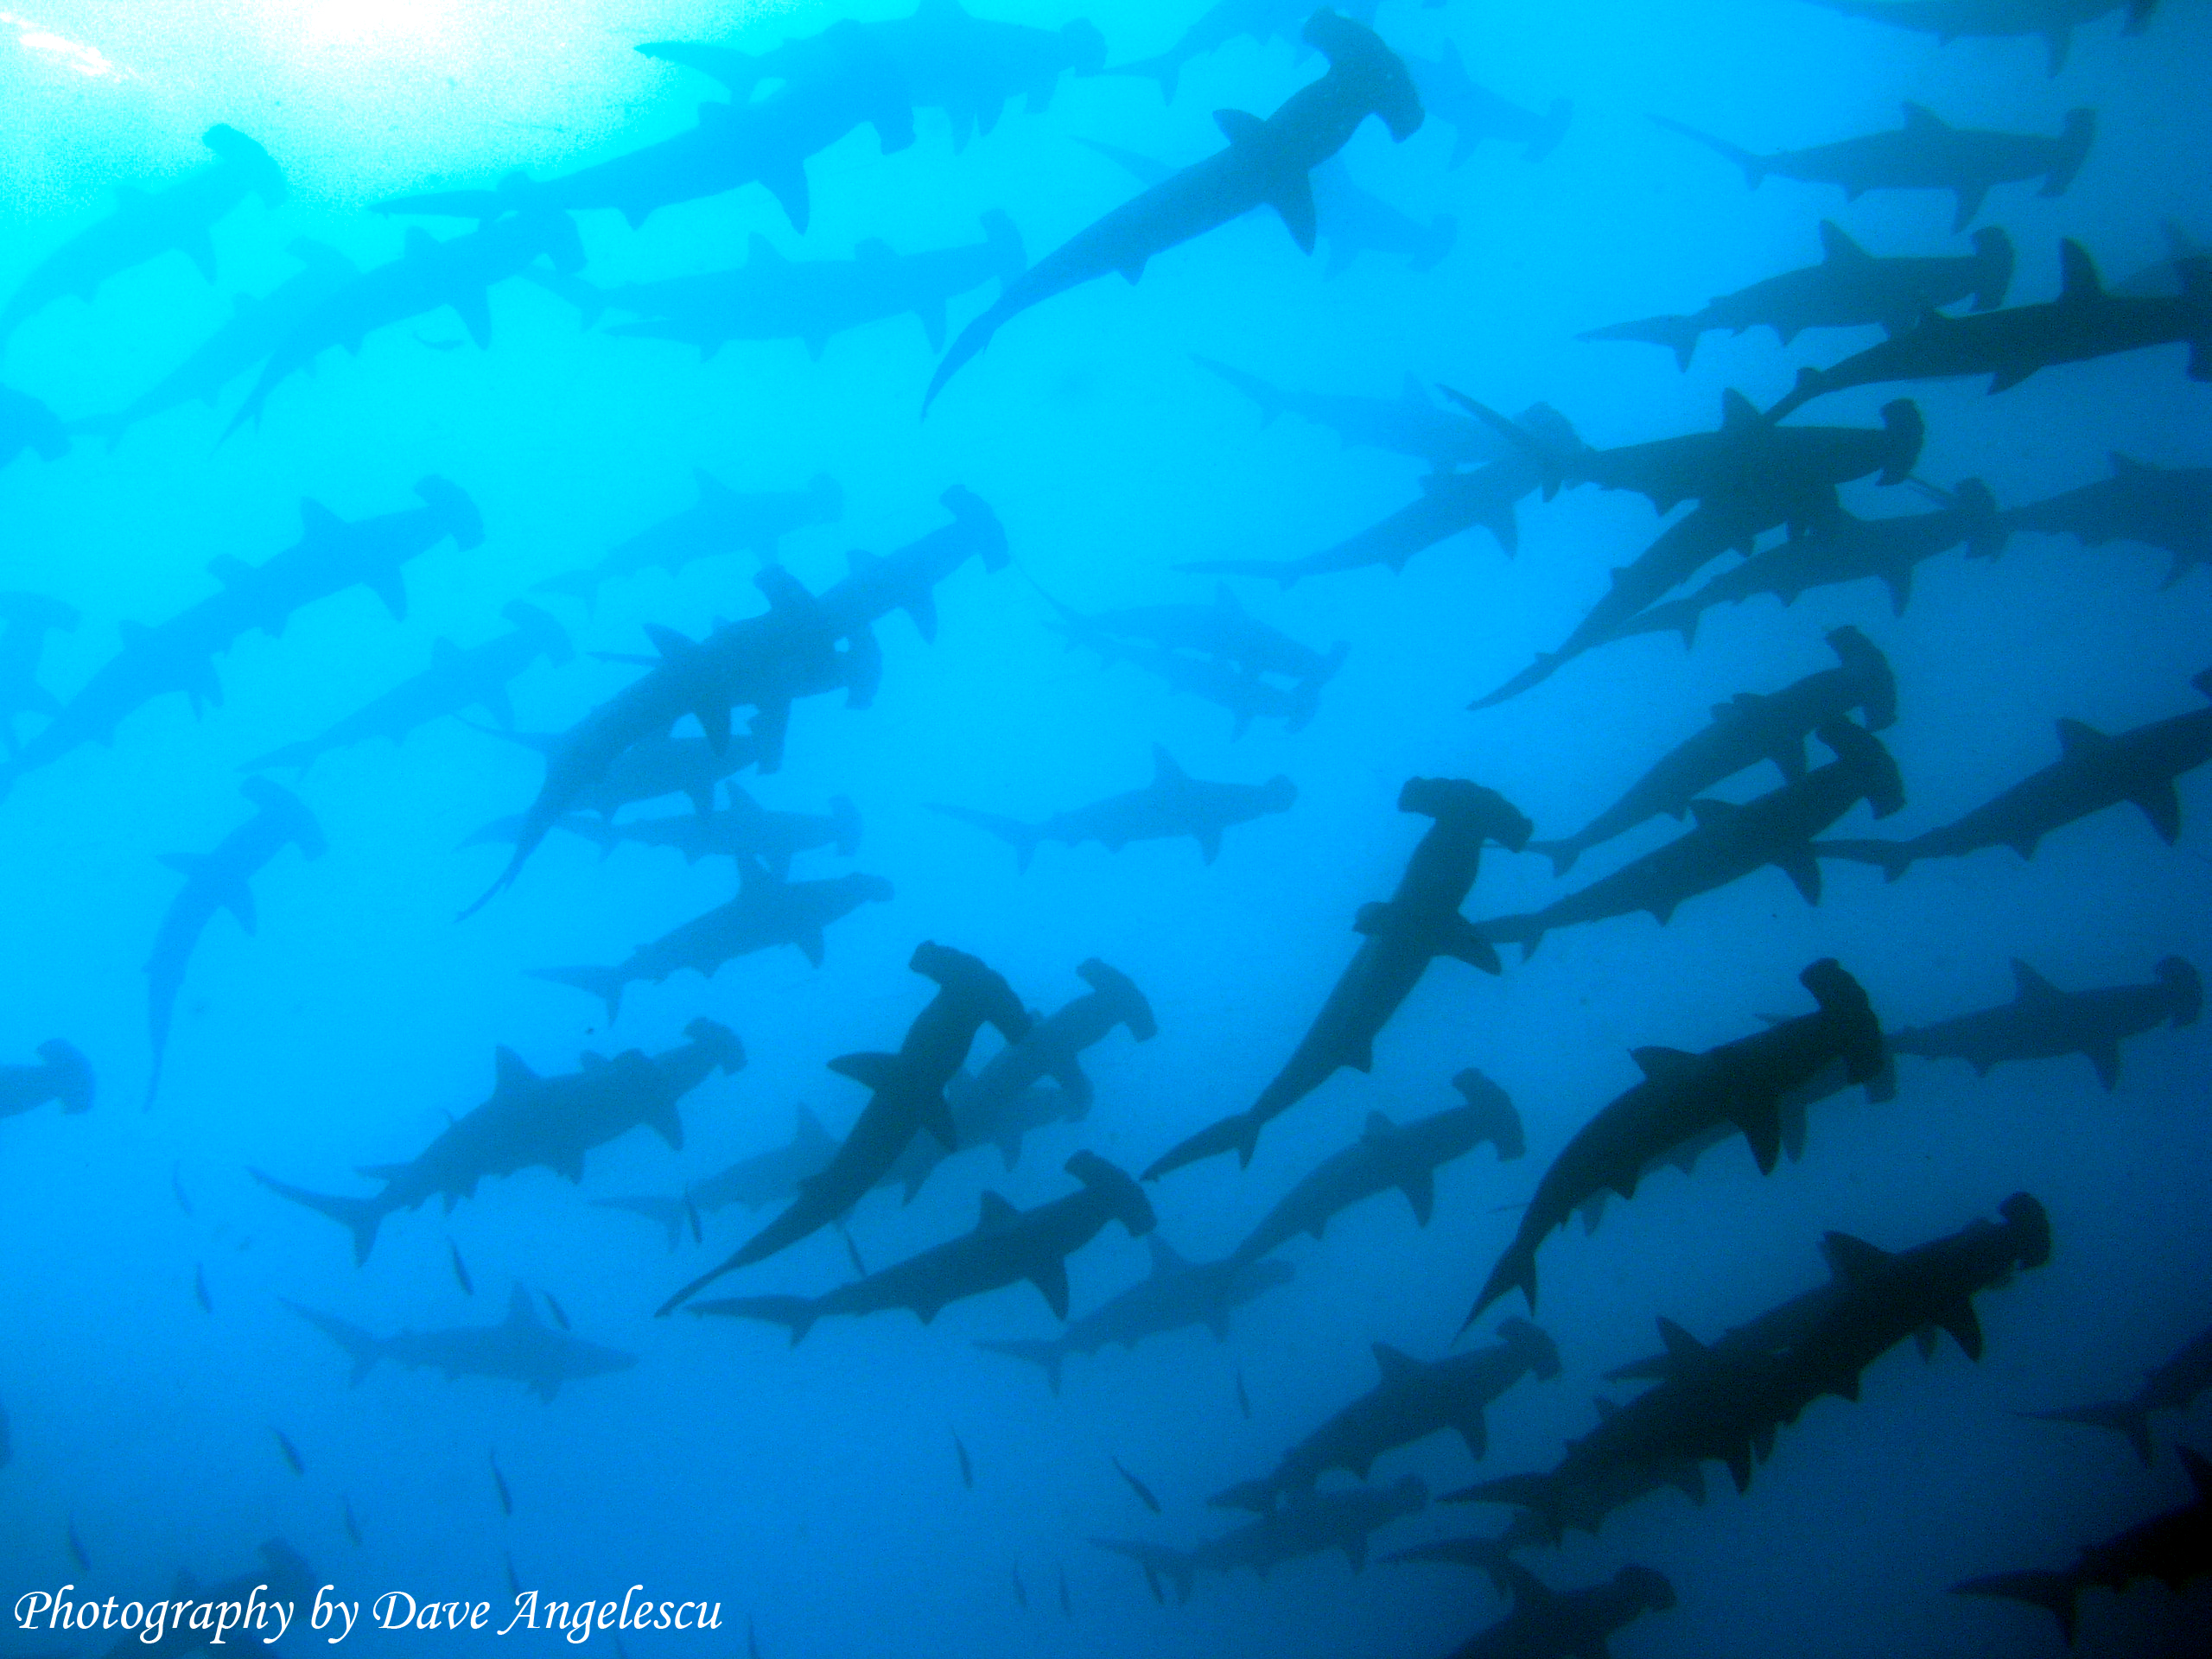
[0,1,2207,1655]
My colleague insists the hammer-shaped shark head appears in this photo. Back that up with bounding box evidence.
[682,1017,747,1075]
[1065,1150,1155,1237]
[1397,777,1535,851]
[1616,1565,1676,1614]
[203,124,287,206]
[1301,11,1424,143]
[502,600,575,667]
[242,777,327,859]
[1815,721,1905,818]
[1825,626,1897,732]
[1060,17,1109,75]
[414,475,486,550]
[35,1039,94,1114]
[910,939,1031,1040]
[1999,1192,2051,1270]
[2156,957,2202,1027]
[1076,958,1158,1041]
[1384,1472,1429,1517]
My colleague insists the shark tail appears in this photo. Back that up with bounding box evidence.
[1578,314,1703,372]
[1649,114,1765,187]
[37,1039,96,1115]
[1208,1477,1281,1515]
[2025,1400,2156,1466]
[1142,1110,1262,1181]
[1527,99,1573,162]
[1090,1540,1194,1605]
[593,1196,690,1253]
[1525,837,1581,878]
[1811,837,1916,881]
[828,794,864,858]
[1411,214,1458,273]
[1493,1315,1562,1381]
[526,964,626,1022]
[1952,1571,2079,1643]
[1469,652,1562,710]
[1452,1067,1525,1160]
[252,1170,387,1266]
[1190,355,1287,423]
[974,1338,1067,1395]
[929,803,1043,873]
[1464,1241,1538,1332]
[2043,108,2096,200]
[1173,556,1302,590]
[690,1294,820,1347]
[281,1300,385,1385]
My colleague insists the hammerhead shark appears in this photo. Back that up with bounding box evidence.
[1474,721,1905,957]
[639,0,1106,151]
[692,1151,1155,1342]
[976,1234,1293,1393]
[1422,1565,1675,1659]
[0,124,285,349]
[0,385,69,471]
[0,591,79,756]
[924,10,1424,410]
[244,600,571,772]
[1888,955,2201,1089]
[1817,668,2212,877]
[1766,241,2212,417]
[1045,582,1343,683]
[659,943,1033,1311]
[935,747,1296,868]
[1530,627,1897,876]
[569,213,1025,361]
[1467,960,1888,1321]
[226,208,586,431]
[289,1284,636,1402]
[145,780,327,1107]
[1653,102,2095,231]
[550,785,861,877]
[1229,1070,1525,1263]
[1211,1319,1560,1511]
[537,472,842,608]
[1191,358,1504,472]
[2003,452,2212,588]
[1095,1476,1427,1603]
[531,860,895,1020]
[254,1019,745,1263]
[1621,479,2006,645]
[1406,41,1571,166]
[1581,221,2015,371]
[1954,1446,2212,1643]
[0,1039,93,1119]
[73,239,359,445]
[1147,778,1533,1179]
[1794,0,2158,76]
[1105,0,1378,101]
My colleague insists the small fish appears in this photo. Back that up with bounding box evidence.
[953,1432,974,1490]
[543,1291,570,1331]
[65,1519,89,1569]
[836,1221,868,1278]
[1057,1565,1071,1618]
[686,1196,702,1245]
[170,1163,194,1216]
[1111,1456,1161,1514]
[193,1263,212,1314]
[449,1240,474,1296]
[1236,1367,1251,1420]
[491,1453,513,1517]
[340,1497,362,1547]
[273,1428,305,1476]
[505,1553,522,1599]
[1010,1564,1028,1611]
[747,1615,760,1659]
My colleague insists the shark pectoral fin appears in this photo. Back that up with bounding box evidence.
[182,228,219,283]
[1438,915,1503,975]
[2128,779,2183,843]
[920,1090,959,1152]
[1267,174,1319,255]
[493,1046,538,1096]
[451,288,493,349]
[224,879,259,935]
[1398,1167,1436,1227]
[2083,1039,2122,1091]
[1986,365,2037,394]
[1937,1300,1983,1361]
[914,298,946,353]
[1951,182,1989,232]
[1734,1099,1784,1175]
[827,1051,900,1091]
[1197,828,1222,864]
[157,852,202,877]
[1455,1409,1487,1460]
[366,567,409,621]
[796,929,825,969]
[1774,846,1823,905]
[1029,1257,1071,1320]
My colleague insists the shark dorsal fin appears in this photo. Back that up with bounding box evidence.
[299,499,344,540]
[1687,798,1741,830]
[2057,238,2104,302]
[1900,101,1948,131]
[747,232,785,265]
[1151,745,1187,786]
[493,1046,537,1095]
[1213,108,1266,147]
[1656,1318,1704,1357]
[1361,1109,1395,1139]
[505,1283,538,1325]
[1371,1342,1422,1382]
[1502,1562,1554,1608]
[644,623,694,658]
[976,1190,1019,1231]
[579,1049,608,1068]
[1213,581,1246,614]
[2181,1446,2212,1501]
[2109,451,2151,475]
[1817,220,1872,264]
[2010,959,2063,1003]
[1823,1230,1890,1281]
[2056,716,2109,754]
[793,1103,831,1144]
[1630,1046,1699,1082]
[1145,1234,1188,1275]
[1719,389,1760,428]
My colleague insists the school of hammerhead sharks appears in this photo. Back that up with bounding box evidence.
[1,0,2209,1652]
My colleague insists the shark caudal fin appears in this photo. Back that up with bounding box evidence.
[526,965,628,1023]
[2156,956,2202,1026]
[977,208,1026,287]
[1949,478,2009,562]
[281,1300,385,1385]
[1090,1540,1195,1605]
[2043,108,2096,200]
[828,795,864,858]
[691,1295,821,1347]
[415,475,485,550]
[1452,1068,1525,1160]
[252,1170,388,1266]
[974,1338,1068,1395]
[1578,314,1704,372]
[1493,1316,1562,1381]
[2027,1399,2158,1466]
[1649,114,1765,186]
[1527,98,1573,162]
[685,1017,747,1077]
[1143,1109,1262,1180]
[1067,1150,1157,1236]
[1077,957,1159,1041]
[593,1196,691,1253]
[36,1039,95,1114]
[1952,1571,2079,1643]
[1465,1239,1539,1331]
[929,804,1044,872]
[1812,838,1916,881]
[1969,226,2017,310]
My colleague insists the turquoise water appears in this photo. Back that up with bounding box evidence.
[0,1,2207,1654]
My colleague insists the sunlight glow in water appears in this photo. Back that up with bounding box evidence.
[3,9,126,79]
